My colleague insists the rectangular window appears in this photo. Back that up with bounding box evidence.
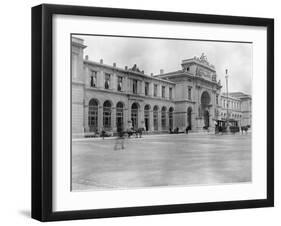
[154,84,158,97]
[90,71,97,87]
[145,82,149,96]
[188,87,192,100]
[104,73,110,89]
[117,76,123,91]
[133,79,138,94]
[216,95,219,105]
[169,87,172,99]
[162,86,165,98]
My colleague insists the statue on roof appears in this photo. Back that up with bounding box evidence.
[130,64,141,72]
[199,53,209,65]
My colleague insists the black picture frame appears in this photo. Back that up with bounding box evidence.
[31,4,274,222]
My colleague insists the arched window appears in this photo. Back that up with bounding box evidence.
[169,107,174,130]
[88,99,99,132]
[153,106,159,131]
[201,91,211,105]
[103,100,112,128]
[116,102,124,129]
[161,106,167,130]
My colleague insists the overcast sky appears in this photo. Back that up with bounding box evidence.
[74,35,252,94]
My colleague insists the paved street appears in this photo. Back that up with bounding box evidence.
[72,133,251,191]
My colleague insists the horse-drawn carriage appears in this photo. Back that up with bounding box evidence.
[124,127,145,138]
[214,119,240,134]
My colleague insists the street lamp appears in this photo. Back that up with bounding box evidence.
[225,69,229,132]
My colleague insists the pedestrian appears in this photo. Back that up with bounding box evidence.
[137,121,145,138]
[101,128,106,139]
[114,126,125,150]
[137,127,143,138]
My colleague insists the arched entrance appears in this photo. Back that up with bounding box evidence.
[144,104,150,131]
[131,103,139,130]
[204,110,210,128]
[116,102,124,130]
[161,106,167,130]
[201,91,211,128]
[103,100,112,129]
[187,107,192,129]
[168,107,174,130]
[153,105,159,131]
[88,99,99,132]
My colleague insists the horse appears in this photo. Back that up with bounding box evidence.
[126,127,144,138]
[135,128,144,138]
[241,125,249,134]
[215,125,227,135]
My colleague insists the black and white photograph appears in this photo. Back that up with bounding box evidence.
[71,34,252,191]
[29,3,274,222]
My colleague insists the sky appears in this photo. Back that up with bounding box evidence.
[74,35,252,94]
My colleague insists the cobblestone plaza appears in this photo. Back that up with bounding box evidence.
[72,133,251,191]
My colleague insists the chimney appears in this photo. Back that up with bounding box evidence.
[150,73,154,76]
[141,70,144,74]
[113,62,116,67]
[125,66,128,70]
[85,55,89,60]
[160,69,164,74]
[100,59,103,64]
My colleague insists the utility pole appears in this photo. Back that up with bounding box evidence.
[225,69,229,131]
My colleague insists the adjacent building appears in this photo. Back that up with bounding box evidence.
[72,37,251,137]
[220,92,252,127]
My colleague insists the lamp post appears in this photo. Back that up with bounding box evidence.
[225,69,229,132]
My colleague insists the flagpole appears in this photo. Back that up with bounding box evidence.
[225,69,229,132]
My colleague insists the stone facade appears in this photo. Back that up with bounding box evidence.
[72,37,252,137]
[155,54,222,132]
[219,92,252,127]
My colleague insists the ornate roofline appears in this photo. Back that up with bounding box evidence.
[182,53,216,72]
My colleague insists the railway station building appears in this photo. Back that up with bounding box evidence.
[72,37,251,137]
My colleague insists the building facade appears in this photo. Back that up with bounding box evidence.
[219,92,252,127]
[72,37,252,137]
